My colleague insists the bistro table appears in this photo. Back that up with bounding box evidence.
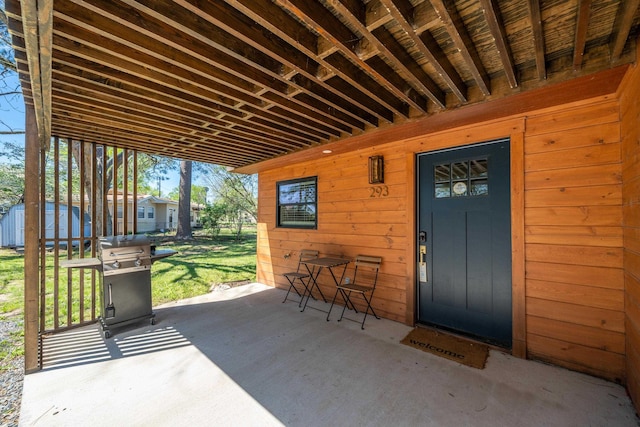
[299,256,351,312]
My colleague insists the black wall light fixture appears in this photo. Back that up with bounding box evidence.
[368,155,384,184]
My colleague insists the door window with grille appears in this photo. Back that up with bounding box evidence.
[434,159,488,198]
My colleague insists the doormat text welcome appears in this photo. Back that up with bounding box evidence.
[400,327,489,369]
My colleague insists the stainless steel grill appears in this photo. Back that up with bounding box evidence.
[97,235,155,338]
[61,234,176,338]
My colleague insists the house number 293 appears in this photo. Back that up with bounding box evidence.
[369,185,389,197]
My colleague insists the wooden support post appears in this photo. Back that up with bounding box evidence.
[24,105,41,373]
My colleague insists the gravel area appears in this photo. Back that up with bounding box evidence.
[0,319,23,427]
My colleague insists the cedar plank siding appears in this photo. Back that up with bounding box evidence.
[523,100,625,383]
[620,61,640,411]
[257,70,637,386]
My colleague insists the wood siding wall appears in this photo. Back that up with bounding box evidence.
[620,61,640,410]
[257,86,628,384]
[523,100,625,383]
[258,145,411,323]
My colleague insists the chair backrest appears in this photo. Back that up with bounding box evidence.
[300,249,319,262]
[353,255,381,288]
[297,249,319,271]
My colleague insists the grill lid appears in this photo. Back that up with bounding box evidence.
[99,235,152,276]
[99,235,151,251]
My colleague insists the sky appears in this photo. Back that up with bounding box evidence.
[0,72,25,149]
[0,72,182,194]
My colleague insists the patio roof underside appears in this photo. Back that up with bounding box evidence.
[5,0,640,171]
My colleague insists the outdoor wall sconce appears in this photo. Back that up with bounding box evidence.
[368,155,384,184]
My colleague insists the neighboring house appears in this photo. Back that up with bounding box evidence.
[0,202,91,248]
[109,194,203,233]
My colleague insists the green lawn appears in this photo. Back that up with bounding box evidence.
[0,228,257,365]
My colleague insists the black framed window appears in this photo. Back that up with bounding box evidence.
[277,176,317,229]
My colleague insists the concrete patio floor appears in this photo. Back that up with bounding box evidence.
[20,283,639,426]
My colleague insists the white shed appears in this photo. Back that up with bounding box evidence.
[0,202,91,248]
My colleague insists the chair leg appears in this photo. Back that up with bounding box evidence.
[326,288,338,321]
[282,278,302,303]
[359,293,379,329]
[338,290,353,322]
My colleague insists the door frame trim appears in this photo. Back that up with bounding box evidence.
[406,127,526,358]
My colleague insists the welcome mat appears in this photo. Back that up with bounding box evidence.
[400,327,489,369]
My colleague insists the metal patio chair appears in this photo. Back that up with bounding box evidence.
[282,249,319,305]
[326,255,382,329]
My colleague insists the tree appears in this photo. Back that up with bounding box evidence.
[175,160,192,239]
[200,201,226,238]
[0,141,24,209]
[197,163,257,241]
[1,2,23,136]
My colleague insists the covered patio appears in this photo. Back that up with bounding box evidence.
[5,0,640,420]
[20,283,638,426]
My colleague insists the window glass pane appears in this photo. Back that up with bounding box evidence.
[279,204,316,226]
[435,182,450,198]
[147,207,155,219]
[470,159,488,178]
[434,164,450,182]
[278,180,316,204]
[277,177,317,228]
[137,207,145,219]
[470,179,489,196]
[451,162,468,180]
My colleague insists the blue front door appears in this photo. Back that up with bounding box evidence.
[417,139,512,347]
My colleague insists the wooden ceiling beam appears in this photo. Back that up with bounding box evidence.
[322,52,415,116]
[380,0,466,102]
[330,0,447,107]
[479,0,518,87]
[52,90,322,149]
[51,122,259,166]
[573,0,592,70]
[428,0,491,96]
[51,115,282,160]
[170,0,379,128]
[218,0,394,125]
[412,1,439,34]
[272,0,426,116]
[50,70,333,144]
[610,0,640,60]
[50,106,283,160]
[66,0,364,137]
[365,0,394,30]
[13,0,53,149]
[52,44,352,139]
[371,26,448,104]
[526,0,546,81]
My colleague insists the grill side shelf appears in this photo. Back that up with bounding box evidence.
[151,249,177,263]
[60,257,102,270]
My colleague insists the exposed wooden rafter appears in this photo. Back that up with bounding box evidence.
[480,0,518,87]
[573,0,592,70]
[527,0,546,80]
[16,0,53,149]
[428,0,491,96]
[380,0,465,103]
[610,0,640,60]
[6,0,639,169]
